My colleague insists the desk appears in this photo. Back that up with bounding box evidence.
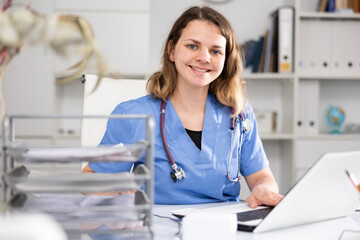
[153,203,360,240]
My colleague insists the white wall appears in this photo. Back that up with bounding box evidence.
[3,0,55,136]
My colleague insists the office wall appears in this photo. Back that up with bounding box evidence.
[2,0,55,136]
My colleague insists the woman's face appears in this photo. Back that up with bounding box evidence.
[169,20,226,91]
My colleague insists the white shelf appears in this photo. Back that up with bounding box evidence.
[296,134,360,141]
[299,75,360,80]
[260,133,294,140]
[299,12,360,20]
[243,73,294,80]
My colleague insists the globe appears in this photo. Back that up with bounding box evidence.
[325,105,345,134]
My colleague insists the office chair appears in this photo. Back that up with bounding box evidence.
[81,74,147,168]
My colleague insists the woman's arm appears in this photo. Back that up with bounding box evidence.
[244,167,284,208]
[82,164,95,173]
[81,164,135,195]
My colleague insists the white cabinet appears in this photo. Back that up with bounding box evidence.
[294,0,360,181]
[214,0,360,194]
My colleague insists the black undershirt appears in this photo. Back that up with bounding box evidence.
[185,129,202,150]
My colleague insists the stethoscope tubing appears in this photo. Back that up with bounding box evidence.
[160,100,176,166]
[160,99,248,183]
[227,114,245,182]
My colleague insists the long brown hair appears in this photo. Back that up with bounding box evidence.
[146,6,246,116]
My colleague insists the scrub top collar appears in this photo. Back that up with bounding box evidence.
[164,95,225,165]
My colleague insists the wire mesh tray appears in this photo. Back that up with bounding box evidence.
[9,190,150,217]
[8,141,147,163]
[4,165,150,193]
[65,226,152,240]
[9,191,153,239]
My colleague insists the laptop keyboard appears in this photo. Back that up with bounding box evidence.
[237,207,273,222]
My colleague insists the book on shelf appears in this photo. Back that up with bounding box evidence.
[319,0,329,12]
[257,31,268,73]
[241,40,257,69]
[347,0,360,12]
[251,36,265,73]
[241,6,293,74]
[327,0,336,12]
[320,0,360,12]
[264,16,275,72]
[240,37,264,73]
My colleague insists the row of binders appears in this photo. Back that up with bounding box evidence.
[241,7,294,73]
[298,18,360,76]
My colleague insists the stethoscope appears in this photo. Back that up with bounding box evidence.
[160,99,252,183]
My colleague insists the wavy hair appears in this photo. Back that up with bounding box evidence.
[146,6,246,116]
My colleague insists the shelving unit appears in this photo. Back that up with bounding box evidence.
[241,0,360,191]
[1,115,155,239]
[293,0,360,182]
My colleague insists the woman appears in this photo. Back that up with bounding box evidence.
[83,6,283,208]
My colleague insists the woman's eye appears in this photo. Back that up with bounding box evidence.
[187,44,197,50]
[211,50,221,55]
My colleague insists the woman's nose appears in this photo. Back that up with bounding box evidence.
[195,49,210,63]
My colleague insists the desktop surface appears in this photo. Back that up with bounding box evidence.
[153,202,360,240]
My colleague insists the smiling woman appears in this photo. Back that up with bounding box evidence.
[169,20,226,91]
[167,20,227,131]
[84,6,283,208]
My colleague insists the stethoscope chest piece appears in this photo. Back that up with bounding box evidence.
[170,164,186,183]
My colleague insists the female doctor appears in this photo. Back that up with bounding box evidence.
[83,6,283,208]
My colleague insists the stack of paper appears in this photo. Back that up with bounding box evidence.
[9,141,146,163]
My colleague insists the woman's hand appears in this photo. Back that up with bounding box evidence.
[246,184,283,208]
[244,167,284,209]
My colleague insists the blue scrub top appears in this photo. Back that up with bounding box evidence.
[89,94,269,204]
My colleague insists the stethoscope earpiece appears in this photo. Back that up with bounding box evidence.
[243,118,253,132]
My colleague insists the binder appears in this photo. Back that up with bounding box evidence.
[298,20,310,74]
[344,20,360,76]
[297,80,320,135]
[277,7,294,73]
[297,81,307,135]
[304,80,320,135]
[330,20,345,76]
[316,20,332,76]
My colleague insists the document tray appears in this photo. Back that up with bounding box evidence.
[4,165,150,193]
[9,141,146,163]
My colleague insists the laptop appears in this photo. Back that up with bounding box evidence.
[172,151,360,233]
